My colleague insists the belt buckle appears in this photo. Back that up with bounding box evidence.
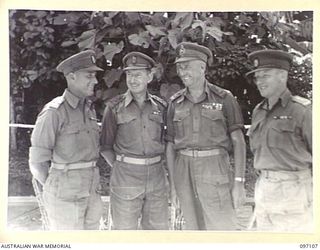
[265,170,270,178]
[120,154,125,162]
[145,158,151,165]
[192,150,199,157]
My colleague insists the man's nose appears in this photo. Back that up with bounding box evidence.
[178,69,186,76]
[128,76,137,83]
[92,77,98,85]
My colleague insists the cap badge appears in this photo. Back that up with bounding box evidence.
[179,45,185,56]
[132,56,137,64]
[253,58,259,67]
[91,55,96,64]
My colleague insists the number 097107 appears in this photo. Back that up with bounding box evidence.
[300,244,318,248]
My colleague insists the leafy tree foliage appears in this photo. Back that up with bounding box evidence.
[9,11,312,149]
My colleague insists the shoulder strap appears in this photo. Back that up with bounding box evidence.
[46,96,65,109]
[207,82,231,98]
[292,95,311,106]
[169,89,185,102]
[150,94,168,108]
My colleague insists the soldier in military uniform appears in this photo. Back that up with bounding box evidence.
[29,50,104,230]
[100,52,169,230]
[166,42,246,230]
[246,50,312,231]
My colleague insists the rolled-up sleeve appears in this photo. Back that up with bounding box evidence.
[29,109,59,164]
[223,93,244,133]
[100,105,117,151]
[302,105,312,154]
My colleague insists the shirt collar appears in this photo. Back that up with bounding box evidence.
[124,90,134,107]
[63,89,81,109]
[204,80,211,96]
[124,90,153,107]
[259,88,292,110]
[279,88,292,107]
[181,81,209,103]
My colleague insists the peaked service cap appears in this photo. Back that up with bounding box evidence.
[56,50,103,75]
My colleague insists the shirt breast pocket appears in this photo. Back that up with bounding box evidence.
[116,113,138,144]
[268,120,296,149]
[173,109,190,138]
[201,109,226,137]
[117,113,137,124]
[148,112,163,141]
[59,124,82,157]
[62,123,92,152]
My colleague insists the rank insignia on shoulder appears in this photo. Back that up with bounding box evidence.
[202,102,223,110]
[273,115,292,120]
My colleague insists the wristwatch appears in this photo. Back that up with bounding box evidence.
[234,177,245,182]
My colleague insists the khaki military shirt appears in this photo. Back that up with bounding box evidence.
[29,89,100,164]
[166,81,244,151]
[247,88,312,171]
[100,91,166,157]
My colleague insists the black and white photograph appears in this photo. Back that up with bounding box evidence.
[1,0,319,246]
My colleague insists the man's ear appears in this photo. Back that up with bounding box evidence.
[147,69,155,83]
[69,72,76,81]
[279,69,288,82]
[199,61,206,73]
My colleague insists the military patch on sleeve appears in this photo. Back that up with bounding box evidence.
[292,95,311,106]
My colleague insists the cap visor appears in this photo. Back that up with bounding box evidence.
[79,65,104,72]
[245,67,270,77]
[174,57,201,64]
[123,66,150,71]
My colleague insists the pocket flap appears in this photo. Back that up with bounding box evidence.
[117,113,137,124]
[201,109,224,121]
[149,113,163,123]
[272,121,295,132]
[64,124,81,134]
[173,109,190,122]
